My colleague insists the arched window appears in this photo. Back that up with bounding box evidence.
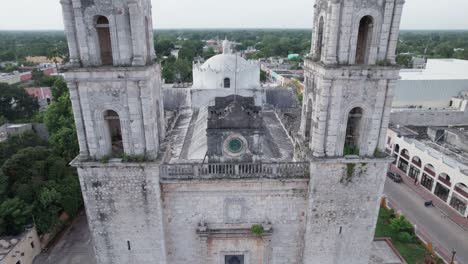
[423,164,435,177]
[315,17,325,59]
[394,144,400,154]
[400,149,410,160]
[344,107,363,154]
[304,98,313,139]
[356,16,374,65]
[411,156,422,167]
[96,16,113,65]
[224,78,231,88]
[104,110,123,156]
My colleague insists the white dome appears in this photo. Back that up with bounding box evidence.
[201,53,252,72]
[192,39,260,89]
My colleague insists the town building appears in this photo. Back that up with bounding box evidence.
[387,125,468,218]
[393,59,468,108]
[24,87,52,111]
[60,0,406,264]
[0,227,41,264]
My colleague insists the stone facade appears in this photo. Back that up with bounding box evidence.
[62,0,406,264]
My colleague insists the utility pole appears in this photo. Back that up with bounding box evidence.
[450,249,456,264]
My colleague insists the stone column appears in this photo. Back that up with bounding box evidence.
[70,0,89,64]
[128,0,145,66]
[378,80,396,150]
[68,82,89,158]
[311,80,332,157]
[60,0,80,66]
[378,0,396,60]
[324,2,341,64]
[139,80,158,159]
[386,0,405,63]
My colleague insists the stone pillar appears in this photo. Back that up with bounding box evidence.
[386,0,405,63]
[324,2,341,64]
[378,80,396,150]
[128,0,145,66]
[311,80,332,157]
[378,0,396,61]
[68,82,89,158]
[139,80,159,159]
[70,0,89,64]
[60,0,80,66]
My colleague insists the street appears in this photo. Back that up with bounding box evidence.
[33,211,96,264]
[384,177,468,264]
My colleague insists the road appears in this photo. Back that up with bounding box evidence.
[33,211,96,264]
[384,177,468,264]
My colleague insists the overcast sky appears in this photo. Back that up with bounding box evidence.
[0,0,468,30]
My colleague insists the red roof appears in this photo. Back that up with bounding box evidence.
[24,87,52,100]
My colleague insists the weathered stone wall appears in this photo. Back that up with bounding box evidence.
[303,158,390,264]
[65,65,164,159]
[76,162,167,264]
[161,179,309,264]
[301,63,399,157]
[61,0,155,66]
[265,88,299,109]
[163,88,191,110]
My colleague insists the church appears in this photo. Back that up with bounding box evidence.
[60,0,405,263]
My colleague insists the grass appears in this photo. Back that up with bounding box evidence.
[374,207,442,264]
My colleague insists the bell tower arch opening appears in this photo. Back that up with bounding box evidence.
[104,110,123,156]
[315,16,325,59]
[95,16,113,66]
[344,107,363,155]
[355,16,374,65]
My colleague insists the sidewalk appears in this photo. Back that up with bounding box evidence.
[389,164,468,231]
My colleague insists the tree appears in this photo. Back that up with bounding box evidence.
[0,83,39,122]
[260,70,267,82]
[390,215,414,234]
[31,68,45,84]
[396,54,413,68]
[203,47,216,59]
[43,84,79,161]
[0,198,31,236]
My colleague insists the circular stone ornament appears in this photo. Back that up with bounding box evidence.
[223,134,248,157]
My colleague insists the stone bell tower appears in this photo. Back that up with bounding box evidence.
[61,0,164,160]
[300,0,405,264]
[61,1,167,263]
[300,0,405,158]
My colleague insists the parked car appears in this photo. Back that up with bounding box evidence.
[387,171,402,183]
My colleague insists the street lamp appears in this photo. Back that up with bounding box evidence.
[450,249,456,264]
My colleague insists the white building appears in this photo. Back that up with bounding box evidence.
[394,59,468,108]
[192,39,260,90]
[387,126,468,218]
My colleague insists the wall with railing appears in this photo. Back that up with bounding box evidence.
[160,162,310,180]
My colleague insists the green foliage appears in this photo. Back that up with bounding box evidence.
[43,80,79,161]
[250,224,264,236]
[346,163,355,178]
[0,146,82,235]
[390,215,414,235]
[0,198,32,235]
[0,31,68,62]
[396,54,413,68]
[0,83,39,122]
[100,155,110,163]
[121,154,145,163]
[0,131,47,166]
[397,232,413,243]
[375,207,434,264]
[343,145,359,156]
[260,70,267,82]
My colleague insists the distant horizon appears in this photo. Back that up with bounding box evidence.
[1,0,468,31]
[1,28,468,32]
